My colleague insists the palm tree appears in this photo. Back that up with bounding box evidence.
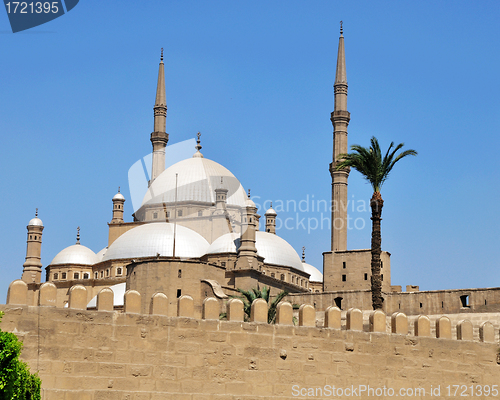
[336,137,417,310]
[221,286,289,323]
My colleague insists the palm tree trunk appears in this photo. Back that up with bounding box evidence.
[370,191,384,310]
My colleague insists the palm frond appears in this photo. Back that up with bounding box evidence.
[337,136,417,192]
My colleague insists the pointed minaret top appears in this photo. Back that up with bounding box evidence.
[155,49,166,107]
[335,21,347,85]
[160,47,164,62]
[76,226,81,244]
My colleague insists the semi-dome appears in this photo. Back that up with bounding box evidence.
[206,232,304,272]
[87,282,126,308]
[141,157,247,208]
[103,222,210,261]
[96,247,107,261]
[302,262,323,282]
[50,244,99,266]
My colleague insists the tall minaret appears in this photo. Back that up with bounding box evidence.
[150,48,168,183]
[21,209,44,284]
[329,22,350,252]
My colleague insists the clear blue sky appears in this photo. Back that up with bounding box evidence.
[1,1,499,299]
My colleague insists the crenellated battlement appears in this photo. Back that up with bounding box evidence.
[5,279,500,345]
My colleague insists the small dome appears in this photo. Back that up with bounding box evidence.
[206,231,304,272]
[103,222,210,261]
[87,282,126,308]
[113,192,125,201]
[50,244,99,266]
[96,247,107,261]
[265,206,277,216]
[302,262,323,282]
[28,217,43,227]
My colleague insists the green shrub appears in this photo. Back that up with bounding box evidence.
[0,312,41,400]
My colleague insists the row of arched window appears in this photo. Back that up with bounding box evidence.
[52,267,124,281]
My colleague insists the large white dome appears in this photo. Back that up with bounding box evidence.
[141,156,247,208]
[206,232,304,272]
[103,222,210,261]
[50,244,99,266]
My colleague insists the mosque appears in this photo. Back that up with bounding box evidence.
[16,29,499,317]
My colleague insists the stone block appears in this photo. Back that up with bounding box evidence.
[346,308,363,331]
[6,280,28,305]
[202,297,219,320]
[324,306,341,329]
[298,304,315,327]
[436,316,452,339]
[457,319,473,341]
[391,312,408,335]
[414,315,430,337]
[250,298,267,323]
[39,282,57,306]
[369,310,386,333]
[177,295,194,318]
[479,321,495,343]
[227,298,244,322]
[275,301,293,325]
[124,290,141,314]
[150,292,168,316]
[68,285,87,310]
[97,287,114,312]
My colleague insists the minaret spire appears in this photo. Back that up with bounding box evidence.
[329,22,350,252]
[150,48,169,183]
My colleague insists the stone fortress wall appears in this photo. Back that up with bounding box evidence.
[2,280,500,399]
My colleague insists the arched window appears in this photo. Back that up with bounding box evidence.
[53,273,58,280]
[117,267,122,275]
[83,273,89,279]
[106,269,110,277]
[61,272,67,280]
[94,272,98,279]
[280,274,285,281]
[73,272,79,280]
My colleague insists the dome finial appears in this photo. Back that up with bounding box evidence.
[76,226,80,244]
[118,186,120,193]
[193,131,204,157]
[35,208,38,217]
[340,20,343,36]
[195,131,202,151]
[247,189,251,198]
[160,47,164,62]
[302,246,306,262]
